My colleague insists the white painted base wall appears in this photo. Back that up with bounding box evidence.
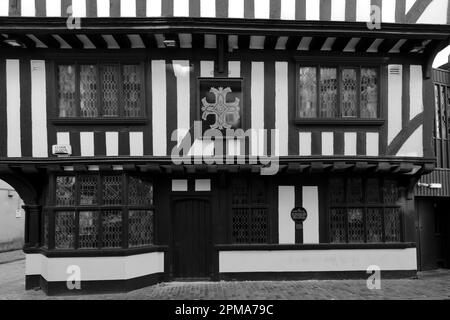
[26,252,165,282]
[219,249,417,273]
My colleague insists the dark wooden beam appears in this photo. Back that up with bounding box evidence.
[237,35,250,50]
[192,33,204,49]
[139,34,157,48]
[285,36,302,50]
[0,164,13,174]
[375,162,391,173]
[112,34,132,49]
[217,35,226,74]
[123,164,137,171]
[331,37,351,51]
[399,39,424,53]
[377,39,399,53]
[287,163,301,173]
[355,37,375,52]
[308,36,327,51]
[59,34,84,49]
[207,165,218,173]
[86,34,108,49]
[393,162,414,174]
[73,164,87,172]
[264,35,278,50]
[34,34,60,48]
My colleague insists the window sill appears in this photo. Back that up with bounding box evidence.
[215,243,415,251]
[51,118,148,126]
[24,245,168,257]
[294,119,385,126]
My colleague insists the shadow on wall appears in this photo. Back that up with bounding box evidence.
[0,180,25,252]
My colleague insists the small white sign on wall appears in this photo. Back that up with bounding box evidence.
[15,209,23,218]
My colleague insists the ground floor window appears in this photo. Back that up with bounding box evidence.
[231,178,269,244]
[328,177,402,243]
[43,174,154,250]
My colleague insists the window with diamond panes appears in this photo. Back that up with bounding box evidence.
[55,211,75,249]
[296,65,379,119]
[57,62,144,119]
[328,177,402,243]
[47,174,154,250]
[231,178,269,244]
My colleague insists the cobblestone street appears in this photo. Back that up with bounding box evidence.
[0,251,450,300]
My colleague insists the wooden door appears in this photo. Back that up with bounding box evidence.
[172,198,211,278]
[416,198,448,270]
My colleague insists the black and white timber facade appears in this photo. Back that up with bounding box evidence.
[0,0,449,295]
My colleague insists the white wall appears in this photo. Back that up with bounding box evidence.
[0,180,24,251]
[26,252,165,281]
[219,248,417,273]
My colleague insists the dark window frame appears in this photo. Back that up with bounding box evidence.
[327,177,403,244]
[54,60,146,123]
[44,173,155,250]
[228,177,270,244]
[295,62,382,123]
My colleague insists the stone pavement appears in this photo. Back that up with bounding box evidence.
[0,251,450,300]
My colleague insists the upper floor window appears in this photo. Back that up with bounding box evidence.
[57,63,144,118]
[297,65,379,119]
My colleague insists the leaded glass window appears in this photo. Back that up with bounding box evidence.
[80,65,98,117]
[79,175,97,205]
[55,211,75,249]
[296,65,379,119]
[102,210,122,248]
[79,211,99,249]
[341,69,357,117]
[56,176,76,206]
[123,65,142,117]
[231,178,269,244]
[297,67,317,118]
[102,65,119,117]
[128,176,153,206]
[46,174,155,250]
[58,65,76,117]
[129,210,154,247]
[329,177,402,243]
[57,62,144,119]
[361,68,378,118]
[103,175,122,205]
[320,68,338,117]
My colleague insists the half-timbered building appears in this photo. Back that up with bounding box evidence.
[0,0,449,295]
